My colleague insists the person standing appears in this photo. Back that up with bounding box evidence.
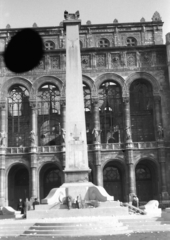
[17,199,24,214]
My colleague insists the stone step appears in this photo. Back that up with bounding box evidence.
[27,206,128,219]
[22,221,129,236]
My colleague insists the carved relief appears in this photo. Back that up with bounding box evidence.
[111,53,121,67]
[51,56,60,69]
[36,58,45,70]
[156,52,166,65]
[127,53,136,67]
[81,55,91,68]
[86,35,93,47]
[141,52,152,66]
[96,54,106,67]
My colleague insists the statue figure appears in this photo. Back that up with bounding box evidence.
[92,128,101,143]
[0,131,6,147]
[106,130,115,143]
[64,11,80,20]
[125,127,131,140]
[136,51,141,67]
[29,130,36,145]
[157,123,164,139]
[61,128,66,142]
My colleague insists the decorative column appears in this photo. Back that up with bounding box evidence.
[154,96,169,200]
[123,97,136,202]
[29,100,38,199]
[60,98,66,180]
[166,33,170,87]
[60,98,66,146]
[0,101,7,206]
[92,97,103,186]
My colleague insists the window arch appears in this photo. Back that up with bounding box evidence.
[126,37,137,46]
[37,83,61,146]
[8,85,31,147]
[130,79,155,142]
[44,41,55,50]
[98,81,123,143]
[98,38,110,48]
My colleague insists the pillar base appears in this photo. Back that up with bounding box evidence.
[0,197,5,207]
[161,191,169,200]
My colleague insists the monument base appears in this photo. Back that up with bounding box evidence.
[63,168,90,184]
[41,182,113,205]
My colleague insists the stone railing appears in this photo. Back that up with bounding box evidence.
[5,141,170,154]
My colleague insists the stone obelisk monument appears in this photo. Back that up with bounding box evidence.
[42,11,113,203]
[63,11,90,185]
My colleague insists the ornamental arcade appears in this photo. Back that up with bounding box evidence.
[0,11,170,209]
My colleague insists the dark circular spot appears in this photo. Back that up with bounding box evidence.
[3,28,44,73]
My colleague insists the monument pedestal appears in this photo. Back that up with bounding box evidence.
[64,169,90,183]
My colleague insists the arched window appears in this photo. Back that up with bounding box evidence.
[43,168,61,198]
[99,81,123,143]
[44,41,55,50]
[37,83,61,146]
[83,83,92,144]
[136,164,153,202]
[130,79,155,142]
[8,85,31,147]
[126,37,137,46]
[98,38,110,48]
[103,165,123,201]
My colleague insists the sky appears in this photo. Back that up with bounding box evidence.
[0,0,169,42]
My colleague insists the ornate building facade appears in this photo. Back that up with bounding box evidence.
[0,11,170,209]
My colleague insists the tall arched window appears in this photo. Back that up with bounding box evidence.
[99,81,123,143]
[8,85,31,147]
[130,79,155,142]
[37,84,61,146]
[83,83,92,144]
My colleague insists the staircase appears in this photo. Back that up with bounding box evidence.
[21,217,131,236]
[119,217,170,232]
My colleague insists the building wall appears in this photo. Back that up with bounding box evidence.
[0,13,170,208]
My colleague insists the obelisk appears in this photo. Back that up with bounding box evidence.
[63,11,90,184]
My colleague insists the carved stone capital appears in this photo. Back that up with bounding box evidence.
[0,101,6,110]
[91,97,99,107]
[154,95,161,104]
[30,100,37,109]
[123,97,130,104]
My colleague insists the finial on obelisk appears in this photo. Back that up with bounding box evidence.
[64,10,80,20]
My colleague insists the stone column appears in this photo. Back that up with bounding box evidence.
[0,101,7,206]
[60,98,66,183]
[60,98,66,145]
[30,154,37,199]
[29,101,38,199]
[91,97,103,186]
[158,138,169,200]
[154,96,162,139]
[0,154,5,206]
[30,100,38,148]
[123,97,136,201]
[166,33,170,87]
[92,97,101,144]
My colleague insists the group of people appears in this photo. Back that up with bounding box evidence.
[17,198,39,218]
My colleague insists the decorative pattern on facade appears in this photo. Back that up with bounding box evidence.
[127,53,136,67]
[111,53,121,67]
[50,56,60,69]
[96,54,106,67]
[81,55,91,68]
[141,52,152,66]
